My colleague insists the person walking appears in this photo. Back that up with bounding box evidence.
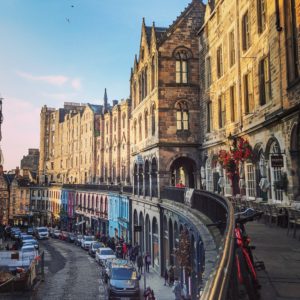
[122,242,128,259]
[172,277,182,300]
[137,253,144,274]
[164,268,169,286]
[144,252,151,272]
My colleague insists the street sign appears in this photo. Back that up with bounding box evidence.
[134,225,142,232]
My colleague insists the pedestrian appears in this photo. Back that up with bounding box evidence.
[145,252,151,272]
[172,277,182,300]
[144,286,155,300]
[137,253,144,274]
[168,265,175,286]
[164,268,169,286]
[122,242,127,259]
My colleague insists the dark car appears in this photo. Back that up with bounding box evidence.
[88,241,105,257]
[67,232,75,243]
[74,234,83,246]
[106,260,140,298]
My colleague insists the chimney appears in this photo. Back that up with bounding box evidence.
[15,167,20,177]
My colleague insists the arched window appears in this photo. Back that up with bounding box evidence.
[139,76,142,103]
[139,115,142,141]
[176,101,189,131]
[114,117,117,132]
[206,158,213,192]
[134,120,137,144]
[145,110,149,138]
[151,104,156,136]
[175,50,189,83]
[144,67,148,97]
[151,57,155,90]
[133,82,136,108]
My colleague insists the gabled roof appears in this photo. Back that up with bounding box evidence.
[88,104,102,114]
[156,0,203,46]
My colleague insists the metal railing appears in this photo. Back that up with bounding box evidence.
[161,187,235,300]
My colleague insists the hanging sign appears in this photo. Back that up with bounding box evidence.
[271,155,284,168]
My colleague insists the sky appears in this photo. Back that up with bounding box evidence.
[0,0,195,170]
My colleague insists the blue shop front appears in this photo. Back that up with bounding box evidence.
[108,193,130,242]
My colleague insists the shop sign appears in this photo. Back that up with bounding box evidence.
[271,155,284,168]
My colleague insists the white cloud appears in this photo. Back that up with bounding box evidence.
[71,78,82,91]
[16,71,83,91]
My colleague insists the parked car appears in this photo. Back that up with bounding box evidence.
[74,234,83,246]
[36,227,49,239]
[88,241,105,257]
[53,229,61,239]
[22,239,39,250]
[11,227,21,240]
[67,232,75,243]
[59,231,68,241]
[106,260,140,298]
[81,235,95,250]
[27,227,34,235]
[20,245,39,261]
[95,247,116,265]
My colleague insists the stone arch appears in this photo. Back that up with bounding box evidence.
[133,209,138,245]
[152,217,159,270]
[169,218,174,266]
[145,160,150,196]
[163,215,169,271]
[134,163,138,195]
[265,136,281,159]
[170,156,197,188]
[139,211,144,253]
[151,157,158,197]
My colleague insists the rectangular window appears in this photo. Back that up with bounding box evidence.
[176,111,182,130]
[176,60,188,84]
[218,94,225,128]
[242,11,250,51]
[217,46,223,78]
[176,61,181,83]
[259,56,270,105]
[207,101,212,133]
[285,0,299,84]
[205,57,211,88]
[257,0,266,33]
[244,72,253,114]
[229,30,235,67]
[246,164,256,198]
[182,61,188,83]
[183,111,188,130]
[230,85,236,122]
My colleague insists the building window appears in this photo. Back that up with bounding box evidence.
[144,67,148,97]
[218,94,226,128]
[151,57,155,90]
[243,72,253,114]
[114,118,117,132]
[242,11,251,51]
[217,46,223,78]
[257,0,267,33]
[144,111,148,138]
[229,30,235,67]
[230,85,236,122]
[259,56,270,105]
[134,120,137,144]
[151,105,156,136]
[122,113,126,129]
[246,163,256,198]
[207,101,212,133]
[205,56,211,89]
[138,116,142,141]
[206,158,213,192]
[285,0,299,84]
[175,50,188,84]
[176,101,189,131]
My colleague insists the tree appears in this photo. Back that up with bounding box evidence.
[175,228,191,275]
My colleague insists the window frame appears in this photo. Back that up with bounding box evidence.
[242,11,251,51]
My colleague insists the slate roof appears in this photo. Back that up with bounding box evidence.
[88,104,102,114]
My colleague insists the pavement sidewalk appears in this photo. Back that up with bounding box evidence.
[247,221,300,300]
[140,267,174,300]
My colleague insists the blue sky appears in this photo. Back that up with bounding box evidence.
[0,0,198,170]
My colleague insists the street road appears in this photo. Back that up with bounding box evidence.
[34,238,106,300]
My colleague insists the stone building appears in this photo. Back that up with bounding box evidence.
[0,166,13,224]
[20,148,39,174]
[198,0,300,204]
[130,0,205,274]
[130,0,205,196]
[39,102,101,184]
[97,97,131,185]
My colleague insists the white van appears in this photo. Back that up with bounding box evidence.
[36,227,49,239]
